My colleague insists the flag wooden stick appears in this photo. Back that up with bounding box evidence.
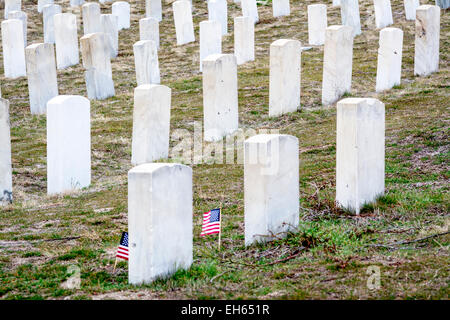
[113,257,118,272]
[218,204,222,251]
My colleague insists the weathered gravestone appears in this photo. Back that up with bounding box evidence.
[244,134,299,246]
[131,84,171,165]
[8,11,26,48]
[308,4,328,46]
[435,0,449,9]
[112,1,130,30]
[4,0,21,19]
[241,0,258,24]
[199,20,222,72]
[340,0,361,36]
[376,27,403,92]
[128,163,193,285]
[0,98,12,205]
[101,14,119,58]
[80,32,115,100]
[234,16,254,65]
[414,5,440,76]
[54,13,79,69]
[38,0,52,13]
[70,0,85,7]
[373,0,393,29]
[307,4,327,45]
[208,0,227,35]
[269,39,301,117]
[139,17,159,48]
[321,25,353,106]
[273,0,290,17]
[336,98,385,214]
[1,19,26,78]
[82,2,101,35]
[25,43,59,114]
[146,0,162,22]
[47,95,91,195]
[43,4,61,44]
[133,40,160,85]
[404,0,420,20]
[202,54,238,142]
[173,0,195,45]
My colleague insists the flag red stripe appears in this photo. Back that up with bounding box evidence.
[202,224,220,230]
[201,226,220,233]
[200,230,220,236]
[202,222,220,227]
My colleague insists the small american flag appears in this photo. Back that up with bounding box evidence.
[116,232,128,261]
[200,208,221,236]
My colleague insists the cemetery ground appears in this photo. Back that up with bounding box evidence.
[0,0,449,299]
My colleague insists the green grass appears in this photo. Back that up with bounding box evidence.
[0,0,448,300]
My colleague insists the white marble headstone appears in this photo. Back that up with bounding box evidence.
[70,0,85,6]
[340,0,361,36]
[43,4,61,44]
[101,14,119,58]
[128,163,193,285]
[373,0,393,29]
[146,0,162,22]
[47,95,91,195]
[234,16,255,65]
[1,19,26,79]
[139,17,160,48]
[38,0,53,13]
[376,27,403,92]
[208,0,228,35]
[404,0,420,20]
[336,98,385,214]
[321,25,354,105]
[80,32,115,100]
[132,84,171,164]
[8,10,27,47]
[112,1,131,30]
[307,4,327,46]
[199,20,222,72]
[54,13,79,69]
[414,5,440,76]
[269,39,301,117]
[244,134,299,246]
[173,0,195,45]
[82,2,101,35]
[4,0,21,19]
[202,54,239,142]
[241,0,259,24]
[0,98,12,205]
[273,0,290,17]
[25,43,59,114]
[133,40,160,86]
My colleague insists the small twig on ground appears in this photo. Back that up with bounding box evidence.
[306,181,320,202]
[261,247,305,266]
[368,231,449,249]
[320,276,343,283]
[42,236,81,242]
[210,271,229,283]
[378,226,419,234]
[221,247,306,268]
